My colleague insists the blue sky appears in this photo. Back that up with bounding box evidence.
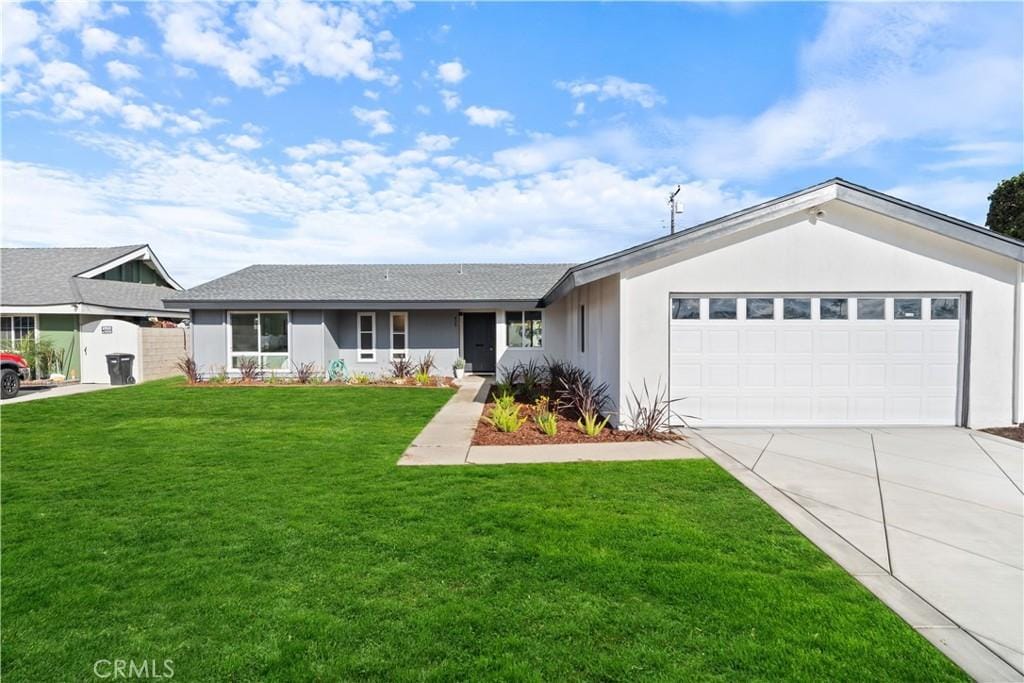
[2,1,1021,286]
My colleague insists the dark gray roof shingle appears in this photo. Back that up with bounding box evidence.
[0,246,185,313]
[168,264,575,303]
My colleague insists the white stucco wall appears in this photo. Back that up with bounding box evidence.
[617,200,1022,428]
[553,275,621,424]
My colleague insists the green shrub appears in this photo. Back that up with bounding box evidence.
[414,371,432,385]
[484,400,527,433]
[577,411,610,437]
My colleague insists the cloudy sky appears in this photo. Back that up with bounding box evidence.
[2,1,1021,287]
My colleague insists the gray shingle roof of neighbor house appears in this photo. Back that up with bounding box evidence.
[166,263,577,304]
[0,245,187,313]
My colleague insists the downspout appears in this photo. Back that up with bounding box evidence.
[1015,262,1023,424]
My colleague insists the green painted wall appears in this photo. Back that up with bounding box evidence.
[38,314,80,378]
[99,261,167,286]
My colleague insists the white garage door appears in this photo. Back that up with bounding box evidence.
[669,294,964,426]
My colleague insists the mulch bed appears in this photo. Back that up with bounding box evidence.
[472,401,682,446]
[981,425,1024,443]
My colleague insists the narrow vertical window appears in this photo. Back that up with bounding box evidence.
[579,305,586,353]
[358,312,376,361]
[390,312,408,359]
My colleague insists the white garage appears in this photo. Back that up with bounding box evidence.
[669,293,964,426]
[541,178,1023,429]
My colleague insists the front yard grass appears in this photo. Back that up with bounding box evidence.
[2,379,964,681]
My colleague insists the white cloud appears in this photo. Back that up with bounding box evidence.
[106,60,141,81]
[81,26,144,58]
[923,142,1023,172]
[436,60,467,84]
[351,107,394,136]
[664,4,1023,178]
[120,103,162,129]
[886,179,995,225]
[416,133,457,152]
[172,64,197,79]
[150,2,396,94]
[224,134,262,151]
[3,3,41,66]
[48,1,105,31]
[210,95,230,106]
[415,104,431,115]
[363,89,380,100]
[556,76,664,108]
[464,105,513,128]
[439,89,460,112]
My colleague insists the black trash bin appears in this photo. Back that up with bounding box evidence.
[105,353,136,385]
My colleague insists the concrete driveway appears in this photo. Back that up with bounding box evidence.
[696,427,1023,678]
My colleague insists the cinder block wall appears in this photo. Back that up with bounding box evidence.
[139,327,191,381]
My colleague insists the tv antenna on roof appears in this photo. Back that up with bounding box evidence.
[668,185,683,234]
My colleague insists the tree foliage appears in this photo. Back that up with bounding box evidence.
[986,172,1024,240]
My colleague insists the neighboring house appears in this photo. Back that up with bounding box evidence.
[170,179,1024,429]
[0,245,189,382]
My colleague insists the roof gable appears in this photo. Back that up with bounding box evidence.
[0,244,185,312]
[541,178,1024,304]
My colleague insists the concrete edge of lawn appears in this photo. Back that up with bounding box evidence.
[685,430,1023,683]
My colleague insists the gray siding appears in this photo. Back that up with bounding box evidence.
[191,309,226,374]
[330,309,460,376]
[290,309,325,371]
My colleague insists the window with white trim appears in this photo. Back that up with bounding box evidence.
[506,310,543,348]
[358,312,376,361]
[229,312,288,370]
[0,315,36,348]
[390,312,408,360]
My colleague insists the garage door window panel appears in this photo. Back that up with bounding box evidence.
[746,298,775,320]
[931,298,959,320]
[783,298,811,319]
[672,298,700,320]
[820,298,849,320]
[857,298,886,320]
[895,299,922,320]
[709,298,737,320]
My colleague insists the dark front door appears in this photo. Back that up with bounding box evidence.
[462,312,496,373]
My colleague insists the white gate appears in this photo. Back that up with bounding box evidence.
[81,318,141,384]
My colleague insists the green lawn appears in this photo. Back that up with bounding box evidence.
[2,379,963,681]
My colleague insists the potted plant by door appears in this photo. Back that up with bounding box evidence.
[453,357,466,379]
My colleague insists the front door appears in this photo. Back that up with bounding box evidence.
[462,312,496,373]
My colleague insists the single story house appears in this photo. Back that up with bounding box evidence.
[1,244,189,382]
[169,178,1024,429]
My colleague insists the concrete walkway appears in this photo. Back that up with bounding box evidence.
[398,377,704,466]
[2,383,120,405]
[690,426,1023,682]
[468,440,703,465]
[399,376,490,466]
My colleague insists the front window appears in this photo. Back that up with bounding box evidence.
[390,312,408,359]
[230,312,288,369]
[0,316,35,348]
[506,310,543,348]
[358,312,376,361]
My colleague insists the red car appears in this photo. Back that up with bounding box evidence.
[1,352,31,399]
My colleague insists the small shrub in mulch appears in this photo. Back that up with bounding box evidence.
[472,399,683,446]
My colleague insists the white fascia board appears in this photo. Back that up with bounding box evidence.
[76,245,185,290]
[77,304,189,318]
[0,304,80,314]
